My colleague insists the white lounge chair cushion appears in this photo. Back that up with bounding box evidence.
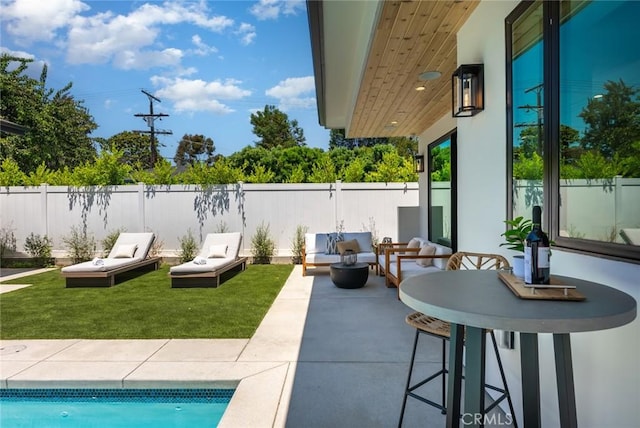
[197,233,242,259]
[170,257,235,274]
[208,244,228,258]
[112,243,138,258]
[62,258,141,273]
[107,232,155,261]
[61,232,156,273]
[170,232,243,275]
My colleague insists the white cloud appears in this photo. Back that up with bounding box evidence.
[236,23,257,46]
[0,0,235,70]
[64,2,234,69]
[1,0,89,45]
[150,76,252,114]
[250,0,305,20]
[191,35,218,56]
[114,48,183,70]
[266,76,316,110]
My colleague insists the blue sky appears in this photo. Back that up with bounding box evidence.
[0,0,330,159]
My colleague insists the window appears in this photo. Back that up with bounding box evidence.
[428,130,457,251]
[507,0,640,261]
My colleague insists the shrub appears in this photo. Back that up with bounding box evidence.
[251,222,275,264]
[0,225,17,261]
[24,233,53,267]
[63,226,96,263]
[178,229,198,263]
[290,225,308,264]
[102,228,126,257]
[214,221,229,233]
[149,233,164,257]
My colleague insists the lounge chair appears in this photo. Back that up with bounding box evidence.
[169,232,247,288]
[61,232,160,287]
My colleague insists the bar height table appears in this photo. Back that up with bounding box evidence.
[399,270,637,428]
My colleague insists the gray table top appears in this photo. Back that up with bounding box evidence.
[399,270,637,333]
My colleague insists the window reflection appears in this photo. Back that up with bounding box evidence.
[511,0,544,222]
[510,0,640,251]
[428,134,454,248]
[559,0,640,245]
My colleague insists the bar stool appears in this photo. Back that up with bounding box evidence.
[398,252,518,427]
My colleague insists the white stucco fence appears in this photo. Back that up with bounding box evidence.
[0,181,419,259]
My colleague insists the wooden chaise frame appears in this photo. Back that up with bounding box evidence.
[62,257,161,287]
[170,257,248,288]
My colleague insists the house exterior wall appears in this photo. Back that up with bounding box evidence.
[419,1,640,426]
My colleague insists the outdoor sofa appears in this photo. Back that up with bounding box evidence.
[380,237,452,289]
[169,232,247,287]
[61,232,160,287]
[302,231,376,275]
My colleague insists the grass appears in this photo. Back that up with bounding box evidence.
[0,264,294,339]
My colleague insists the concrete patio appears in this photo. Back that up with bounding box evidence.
[0,265,513,427]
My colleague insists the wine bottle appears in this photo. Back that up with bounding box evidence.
[524,205,550,284]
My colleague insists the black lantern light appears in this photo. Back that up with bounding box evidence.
[414,154,425,173]
[452,64,484,117]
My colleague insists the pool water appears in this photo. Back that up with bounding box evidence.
[0,388,233,428]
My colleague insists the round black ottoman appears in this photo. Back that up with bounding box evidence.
[329,262,369,289]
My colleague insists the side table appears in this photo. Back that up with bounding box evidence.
[329,262,369,289]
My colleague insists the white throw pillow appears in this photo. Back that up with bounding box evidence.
[113,243,138,258]
[416,245,436,267]
[208,244,228,258]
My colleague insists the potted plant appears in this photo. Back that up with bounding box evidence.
[500,216,532,277]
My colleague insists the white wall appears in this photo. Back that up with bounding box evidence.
[423,0,640,426]
[0,182,418,259]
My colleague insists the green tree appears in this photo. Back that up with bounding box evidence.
[103,131,153,169]
[0,55,97,173]
[131,158,176,184]
[430,145,451,182]
[513,151,543,180]
[174,134,216,167]
[328,128,388,149]
[177,158,243,185]
[245,164,276,183]
[388,136,418,158]
[579,80,640,162]
[70,149,132,186]
[308,153,337,183]
[365,151,416,182]
[250,105,305,149]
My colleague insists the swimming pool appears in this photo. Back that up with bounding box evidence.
[0,388,234,427]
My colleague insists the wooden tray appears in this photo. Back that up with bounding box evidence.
[497,272,586,301]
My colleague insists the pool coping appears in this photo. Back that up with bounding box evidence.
[0,265,313,428]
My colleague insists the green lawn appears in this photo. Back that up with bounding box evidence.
[0,264,294,339]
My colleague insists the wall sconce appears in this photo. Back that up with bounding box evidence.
[452,64,484,117]
[414,154,425,173]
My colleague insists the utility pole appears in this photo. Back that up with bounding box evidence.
[515,83,544,156]
[133,89,172,166]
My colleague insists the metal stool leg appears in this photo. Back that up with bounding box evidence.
[490,331,518,428]
[399,329,448,427]
[440,336,447,414]
[398,328,420,427]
